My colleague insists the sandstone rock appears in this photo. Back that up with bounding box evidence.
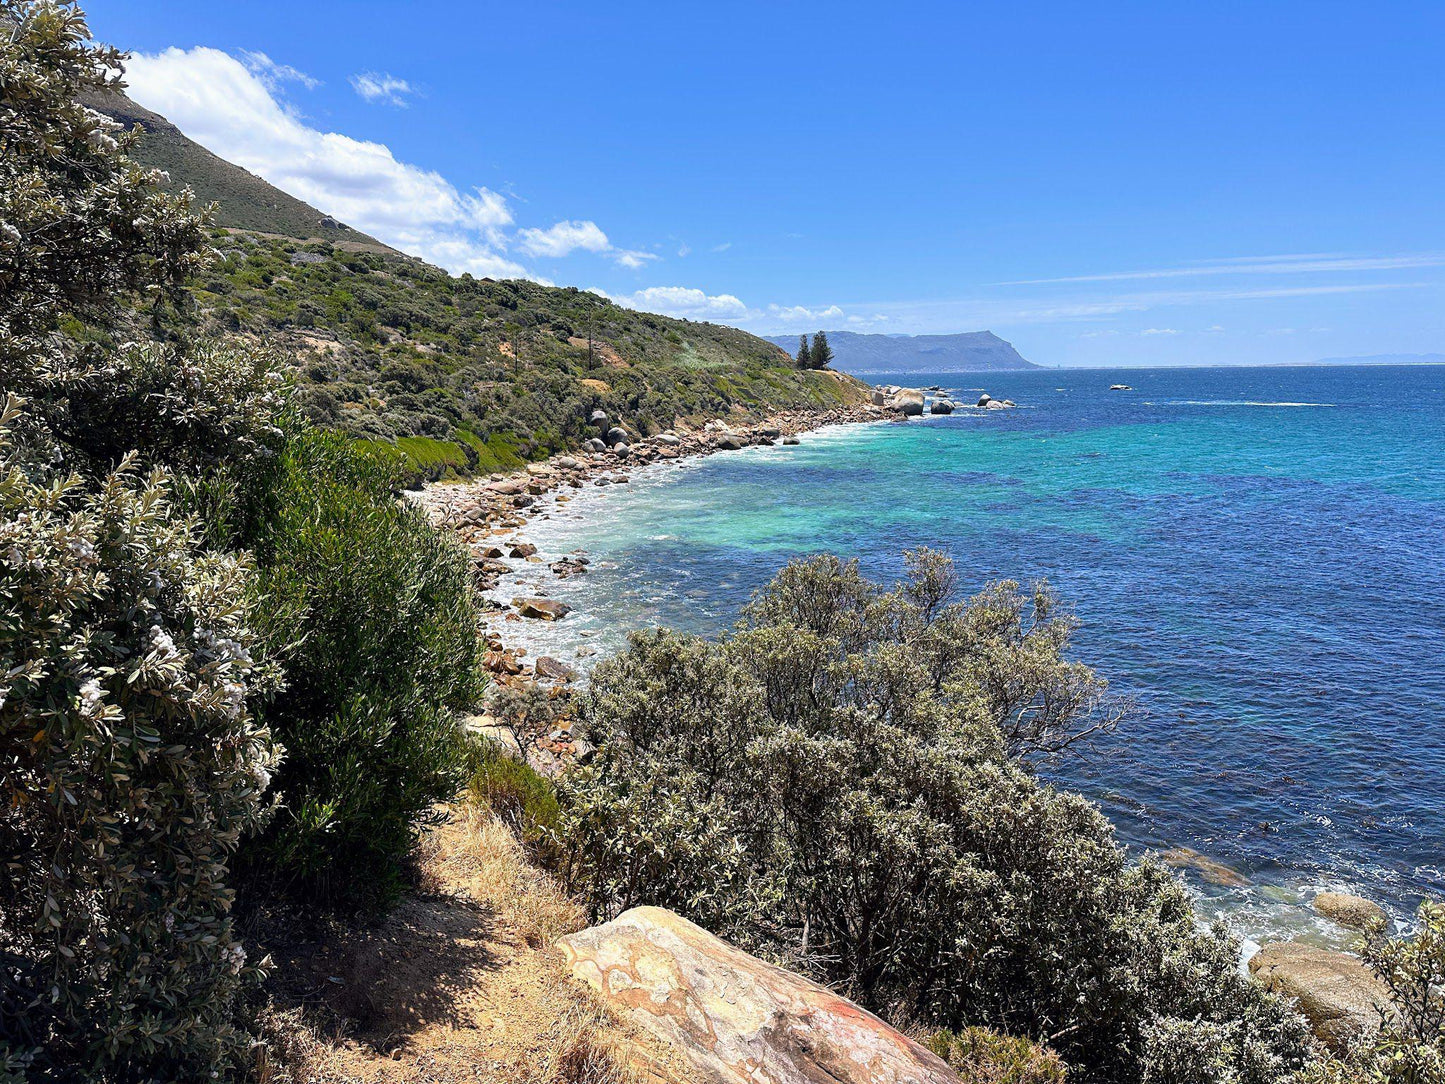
[1314,891,1387,931]
[1248,942,1393,1052]
[560,906,958,1084]
[513,597,572,621]
[509,542,538,558]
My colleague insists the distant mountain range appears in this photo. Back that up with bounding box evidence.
[766,330,1041,373]
[1312,353,1445,366]
[84,87,395,253]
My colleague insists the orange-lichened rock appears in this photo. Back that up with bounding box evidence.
[559,906,959,1084]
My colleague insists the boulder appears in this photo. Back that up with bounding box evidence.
[782,436,800,445]
[655,433,681,446]
[1314,891,1387,931]
[613,442,631,458]
[583,437,607,453]
[871,389,888,406]
[715,433,745,450]
[1248,942,1393,1052]
[606,426,630,446]
[887,389,925,416]
[976,393,993,407]
[512,597,572,621]
[559,906,958,1084]
[930,399,954,415]
[1159,846,1250,888]
[590,408,608,424]
[984,399,1008,410]
[508,542,538,559]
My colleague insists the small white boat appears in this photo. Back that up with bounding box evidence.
[1109,384,1132,391]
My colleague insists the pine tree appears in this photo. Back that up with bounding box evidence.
[796,335,811,367]
[810,330,834,369]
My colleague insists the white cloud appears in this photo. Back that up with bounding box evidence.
[350,71,414,106]
[615,286,748,320]
[1140,327,1179,336]
[766,303,845,325]
[612,248,659,269]
[517,219,611,258]
[125,46,527,277]
[710,242,732,253]
[240,51,319,91]
[996,252,1445,286]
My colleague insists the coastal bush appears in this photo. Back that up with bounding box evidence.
[463,738,562,856]
[559,551,1312,1084]
[0,397,278,1081]
[233,424,484,907]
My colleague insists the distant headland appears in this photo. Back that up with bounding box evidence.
[765,329,1041,373]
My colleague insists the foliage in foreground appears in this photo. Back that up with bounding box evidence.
[0,400,278,1080]
[558,552,1312,1084]
[1,5,484,1077]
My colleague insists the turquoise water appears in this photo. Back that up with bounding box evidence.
[498,365,1445,946]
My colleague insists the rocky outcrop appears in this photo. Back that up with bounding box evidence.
[929,398,954,414]
[559,906,959,1084]
[1248,942,1393,1052]
[1313,892,1386,931]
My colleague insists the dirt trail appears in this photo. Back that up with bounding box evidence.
[261,808,685,1084]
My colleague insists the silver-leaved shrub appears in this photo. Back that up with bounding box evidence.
[0,395,280,1080]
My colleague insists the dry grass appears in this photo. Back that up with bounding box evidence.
[253,802,682,1084]
[419,803,585,949]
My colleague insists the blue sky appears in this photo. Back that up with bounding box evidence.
[93,1,1445,367]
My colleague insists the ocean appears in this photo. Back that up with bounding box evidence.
[497,364,1445,949]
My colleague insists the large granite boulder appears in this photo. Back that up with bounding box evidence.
[887,388,926,416]
[559,906,958,1084]
[1248,942,1393,1052]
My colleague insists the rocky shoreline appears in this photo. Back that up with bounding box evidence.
[408,401,896,764]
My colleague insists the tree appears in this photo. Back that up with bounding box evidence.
[558,551,1313,1084]
[809,330,834,369]
[796,334,811,368]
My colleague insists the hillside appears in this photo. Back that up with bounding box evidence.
[83,87,396,253]
[769,329,1041,373]
[141,233,867,481]
[91,88,867,480]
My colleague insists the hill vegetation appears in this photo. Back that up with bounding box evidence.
[129,232,867,481]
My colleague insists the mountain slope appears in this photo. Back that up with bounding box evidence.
[769,330,1041,373]
[84,87,395,253]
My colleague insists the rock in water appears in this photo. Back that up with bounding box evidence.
[930,398,954,414]
[1248,942,1393,1052]
[1313,891,1387,931]
[559,906,959,1084]
[512,597,572,621]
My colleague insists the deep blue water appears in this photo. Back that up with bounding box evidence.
[496,365,1445,945]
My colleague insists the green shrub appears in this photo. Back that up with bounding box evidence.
[927,1028,1067,1084]
[0,398,278,1081]
[234,427,484,907]
[463,737,561,854]
[559,551,1312,1084]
